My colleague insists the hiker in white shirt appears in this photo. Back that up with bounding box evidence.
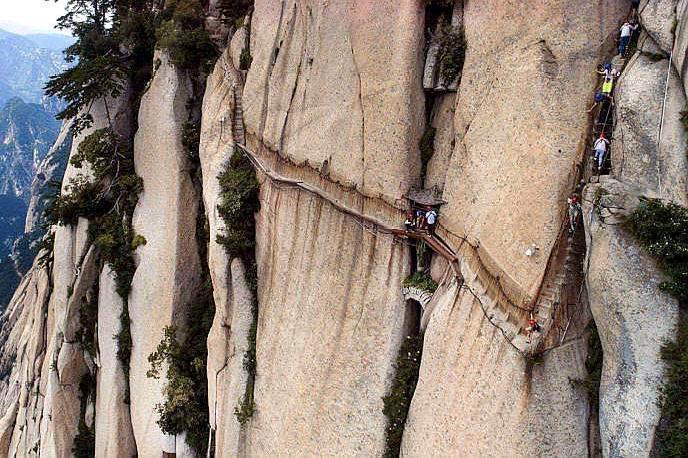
[593,133,611,170]
[425,208,437,235]
[619,21,639,56]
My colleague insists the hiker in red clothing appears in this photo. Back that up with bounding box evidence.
[526,317,541,333]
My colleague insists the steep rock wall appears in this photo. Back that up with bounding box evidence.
[246,179,410,455]
[243,0,425,203]
[94,266,137,458]
[583,178,679,457]
[584,1,688,455]
[402,277,591,456]
[441,0,626,298]
[199,47,255,454]
[128,52,201,456]
[0,93,132,457]
[230,1,422,453]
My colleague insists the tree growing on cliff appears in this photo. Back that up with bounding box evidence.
[44,0,159,133]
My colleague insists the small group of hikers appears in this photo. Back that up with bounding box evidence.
[405,207,438,235]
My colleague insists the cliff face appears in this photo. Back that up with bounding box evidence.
[0,0,685,456]
[582,1,688,456]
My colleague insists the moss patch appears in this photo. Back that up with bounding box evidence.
[403,272,438,294]
[382,335,423,457]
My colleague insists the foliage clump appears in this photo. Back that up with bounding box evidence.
[147,280,215,455]
[435,22,466,85]
[655,314,688,456]
[182,121,201,161]
[382,335,423,458]
[45,128,143,375]
[403,272,438,294]
[625,198,688,303]
[156,0,218,72]
[217,148,260,258]
[45,0,159,134]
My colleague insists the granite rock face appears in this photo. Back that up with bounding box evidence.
[583,178,679,457]
[581,2,688,455]
[1,1,686,456]
[128,52,201,456]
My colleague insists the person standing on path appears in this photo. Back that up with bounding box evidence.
[425,208,438,235]
[619,21,639,56]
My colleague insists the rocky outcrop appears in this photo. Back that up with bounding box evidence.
[0,92,131,457]
[2,1,687,456]
[199,46,256,455]
[402,277,591,456]
[613,31,688,205]
[128,52,201,456]
[583,177,679,457]
[94,266,137,458]
[440,0,627,298]
[24,119,72,233]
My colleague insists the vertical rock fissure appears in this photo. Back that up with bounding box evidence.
[72,275,99,457]
[216,147,260,427]
[350,42,366,189]
[420,0,465,188]
[382,297,424,458]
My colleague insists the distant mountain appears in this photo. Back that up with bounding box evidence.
[24,33,74,51]
[0,28,69,112]
[0,97,61,200]
[0,111,70,314]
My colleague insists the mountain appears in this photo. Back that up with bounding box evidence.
[0,97,61,200]
[0,28,69,111]
[24,33,74,51]
[0,2,687,457]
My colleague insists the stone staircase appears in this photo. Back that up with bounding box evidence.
[460,221,587,356]
[232,86,246,145]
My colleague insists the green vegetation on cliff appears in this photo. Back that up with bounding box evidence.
[156,0,218,72]
[218,147,260,424]
[403,271,438,294]
[625,198,688,456]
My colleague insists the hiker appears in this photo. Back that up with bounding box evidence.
[404,211,416,231]
[526,315,541,333]
[601,75,614,96]
[415,208,426,230]
[587,90,611,113]
[425,208,438,235]
[597,63,619,79]
[593,133,611,170]
[568,194,582,235]
[619,21,638,56]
